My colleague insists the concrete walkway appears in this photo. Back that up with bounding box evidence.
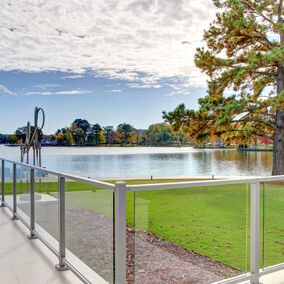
[0,206,82,284]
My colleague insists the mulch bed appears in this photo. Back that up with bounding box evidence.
[126,226,238,284]
[65,208,239,284]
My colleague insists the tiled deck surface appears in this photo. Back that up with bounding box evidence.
[259,271,284,284]
[0,206,82,284]
[241,269,284,284]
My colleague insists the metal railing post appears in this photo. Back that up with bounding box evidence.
[114,181,127,284]
[250,181,260,284]
[12,163,18,220]
[1,160,5,207]
[55,176,68,271]
[28,168,37,239]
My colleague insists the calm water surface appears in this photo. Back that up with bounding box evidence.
[0,145,272,178]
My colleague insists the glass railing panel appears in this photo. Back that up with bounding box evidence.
[64,178,114,283]
[16,164,30,224]
[0,160,2,203]
[126,191,135,284]
[262,180,284,268]
[131,182,250,283]
[3,161,14,209]
[34,169,59,251]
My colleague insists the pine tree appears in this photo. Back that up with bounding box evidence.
[164,0,284,175]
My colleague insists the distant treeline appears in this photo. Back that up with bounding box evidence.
[0,119,192,146]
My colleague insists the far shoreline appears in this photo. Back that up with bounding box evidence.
[3,144,274,152]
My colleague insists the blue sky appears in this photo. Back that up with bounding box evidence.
[0,0,216,134]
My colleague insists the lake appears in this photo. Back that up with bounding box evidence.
[0,145,273,178]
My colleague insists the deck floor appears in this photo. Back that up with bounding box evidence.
[0,206,82,284]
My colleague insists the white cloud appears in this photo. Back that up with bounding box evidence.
[128,83,162,89]
[33,84,61,89]
[109,89,122,93]
[24,90,91,96]
[0,0,216,88]
[164,89,191,97]
[0,83,17,96]
[61,74,84,79]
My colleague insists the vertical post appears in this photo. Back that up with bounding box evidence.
[28,168,37,239]
[1,160,5,207]
[55,176,68,271]
[12,163,18,220]
[115,181,127,284]
[250,181,260,284]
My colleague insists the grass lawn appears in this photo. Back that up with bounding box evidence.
[1,178,283,272]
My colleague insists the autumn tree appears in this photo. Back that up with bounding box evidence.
[73,119,90,134]
[144,123,178,145]
[15,126,27,141]
[70,123,85,145]
[0,134,8,144]
[92,123,103,145]
[55,127,68,135]
[103,126,115,144]
[15,126,43,142]
[8,135,19,144]
[163,0,284,175]
[117,123,134,144]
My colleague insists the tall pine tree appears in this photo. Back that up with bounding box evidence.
[163,0,284,175]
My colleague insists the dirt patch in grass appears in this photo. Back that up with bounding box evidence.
[126,227,238,284]
[65,208,239,284]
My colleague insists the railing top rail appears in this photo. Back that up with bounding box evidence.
[127,175,284,191]
[0,157,115,190]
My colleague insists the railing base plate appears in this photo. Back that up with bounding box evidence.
[27,234,37,240]
[11,216,19,220]
[55,264,68,271]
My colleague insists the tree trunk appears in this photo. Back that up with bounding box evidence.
[272,63,284,175]
[272,119,284,175]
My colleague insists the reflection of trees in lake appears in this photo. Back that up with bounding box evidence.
[49,149,272,178]
[211,150,272,175]
[149,154,187,161]
[190,152,213,174]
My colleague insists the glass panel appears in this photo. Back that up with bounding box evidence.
[262,181,284,268]
[34,169,59,251]
[0,160,2,203]
[131,182,250,283]
[64,179,114,283]
[126,191,135,283]
[4,161,14,209]
[16,164,30,224]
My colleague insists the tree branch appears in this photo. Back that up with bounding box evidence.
[232,118,277,130]
[253,71,278,77]
[278,0,283,23]
[230,129,274,141]
[254,133,274,141]
[242,1,274,25]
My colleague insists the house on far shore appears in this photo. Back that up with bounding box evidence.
[40,136,53,146]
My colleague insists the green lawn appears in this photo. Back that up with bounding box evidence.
[1,178,283,272]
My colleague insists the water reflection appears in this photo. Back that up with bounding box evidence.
[0,146,272,178]
[50,150,272,178]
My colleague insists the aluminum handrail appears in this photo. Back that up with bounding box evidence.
[127,175,284,191]
[0,157,115,190]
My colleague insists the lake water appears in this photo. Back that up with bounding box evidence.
[0,145,273,178]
